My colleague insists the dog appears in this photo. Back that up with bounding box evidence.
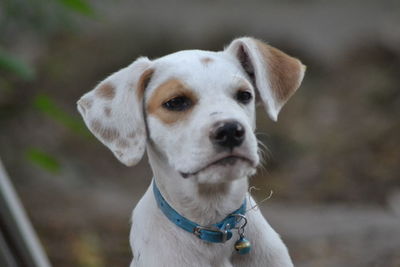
[77,37,305,267]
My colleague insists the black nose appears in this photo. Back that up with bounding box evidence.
[210,121,245,149]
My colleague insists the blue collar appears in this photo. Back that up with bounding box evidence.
[153,180,247,243]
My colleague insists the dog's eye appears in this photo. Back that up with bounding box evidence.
[236,90,252,104]
[163,96,192,111]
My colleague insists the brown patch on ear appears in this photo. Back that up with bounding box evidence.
[96,83,116,99]
[127,131,136,138]
[147,79,198,124]
[254,40,304,103]
[200,57,213,66]
[90,119,102,133]
[137,68,154,99]
[116,138,129,148]
[90,119,119,142]
[104,106,112,117]
[100,127,119,142]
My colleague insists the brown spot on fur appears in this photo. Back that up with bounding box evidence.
[104,106,112,117]
[254,39,304,103]
[137,68,154,99]
[96,82,116,99]
[147,79,198,124]
[100,127,119,142]
[127,131,136,138]
[90,119,119,142]
[116,138,129,148]
[90,119,102,133]
[78,98,93,110]
[200,57,213,66]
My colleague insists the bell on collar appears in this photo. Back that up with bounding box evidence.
[234,237,251,255]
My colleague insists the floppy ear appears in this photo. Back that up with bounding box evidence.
[77,57,154,166]
[225,37,306,121]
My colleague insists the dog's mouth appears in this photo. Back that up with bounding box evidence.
[180,155,255,178]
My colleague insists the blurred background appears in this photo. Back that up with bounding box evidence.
[1,0,400,266]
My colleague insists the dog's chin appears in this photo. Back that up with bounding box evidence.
[193,159,256,184]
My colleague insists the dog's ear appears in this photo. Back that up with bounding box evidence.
[225,37,306,121]
[77,57,154,166]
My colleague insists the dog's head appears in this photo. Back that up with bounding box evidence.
[77,37,305,183]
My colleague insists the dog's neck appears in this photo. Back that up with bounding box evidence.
[147,146,248,226]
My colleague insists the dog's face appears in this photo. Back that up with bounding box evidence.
[77,37,305,183]
[145,50,258,183]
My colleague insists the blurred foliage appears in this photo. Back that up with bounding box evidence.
[0,48,35,81]
[25,147,61,173]
[58,0,95,16]
[33,94,90,137]
[0,0,95,34]
[0,0,95,173]
[0,0,94,79]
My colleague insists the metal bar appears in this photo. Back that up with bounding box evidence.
[0,158,51,267]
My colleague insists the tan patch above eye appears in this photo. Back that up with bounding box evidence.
[147,79,198,124]
[96,82,116,99]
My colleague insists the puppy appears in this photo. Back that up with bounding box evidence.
[77,37,305,267]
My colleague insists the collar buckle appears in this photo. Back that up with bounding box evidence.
[193,225,230,243]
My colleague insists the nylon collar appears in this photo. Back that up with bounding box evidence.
[153,180,246,243]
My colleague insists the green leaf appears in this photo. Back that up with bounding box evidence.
[25,148,60,173]
[33,94,90,137]
[0,48,35,81]
[58,0,95,16]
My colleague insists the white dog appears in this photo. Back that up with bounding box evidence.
[77,37,305,267]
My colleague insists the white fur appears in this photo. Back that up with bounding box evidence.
[77,37,305,267]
